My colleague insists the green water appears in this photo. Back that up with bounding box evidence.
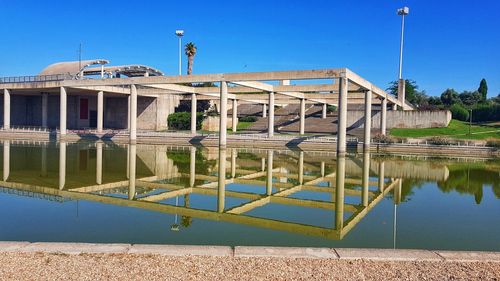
[0,140,498,251]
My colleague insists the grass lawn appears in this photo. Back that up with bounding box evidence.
[390,119,500,140]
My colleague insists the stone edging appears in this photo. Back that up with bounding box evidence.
[0,242,499,263]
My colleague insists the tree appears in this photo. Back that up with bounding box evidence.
[387,79,417,104]
[440,88,460,106]
[184,42,197,75]
[478,78,488,101]
[458,91,482,107]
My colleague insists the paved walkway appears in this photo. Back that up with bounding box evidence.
[0,242,499,280]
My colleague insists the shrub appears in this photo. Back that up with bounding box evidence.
[449,103,469,121]
[372,134,395,144]
[428,136,452,145]
[327,105,337,113]
[239,116,258,122]
[167,112,205,130]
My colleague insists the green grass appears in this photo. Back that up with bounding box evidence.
[390,120,500,140]
[236,121,254,131]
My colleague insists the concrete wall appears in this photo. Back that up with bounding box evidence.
[347,110,451,129]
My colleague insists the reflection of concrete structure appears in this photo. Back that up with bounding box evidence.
[0,141,404,240]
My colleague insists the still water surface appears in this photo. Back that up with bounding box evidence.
[0,141,498,251]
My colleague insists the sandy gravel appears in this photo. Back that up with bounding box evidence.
[0,252,498,281]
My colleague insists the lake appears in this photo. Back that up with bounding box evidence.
[0,140,498,251]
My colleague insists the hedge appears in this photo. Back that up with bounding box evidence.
[167,112,205,130]
[449,103,469,121]
[472,103,500,122]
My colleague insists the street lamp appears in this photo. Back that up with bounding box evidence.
[396,7,409,109]
[175,29,184,76]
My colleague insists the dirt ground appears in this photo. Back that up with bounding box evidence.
[0,252,498,281]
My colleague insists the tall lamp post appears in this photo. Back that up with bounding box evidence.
[397,7,409,110]
[175,29,184,76]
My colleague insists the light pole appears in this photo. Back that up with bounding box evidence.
[175,29,184,76]
[397,7,409,109]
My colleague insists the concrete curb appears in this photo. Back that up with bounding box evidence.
[0,242,499,262]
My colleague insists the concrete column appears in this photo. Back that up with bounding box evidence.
[128,144,136,200]
[335,155,346,230]
[362,152,370,207]
[231,148,236,178]
[378,161,385,192]
[299,98,305,135]
[3,89,10,130]
[191,93,197,135]
[217,148,226,212]
[190,146,196,187]
[380,98,387,135]
[96,142,103,185]
[320,161,325,177]
[397,78,405,110]
[363,90,372,149]
[322,103,327,119]
[268,92,275,138]
[232,99,238,132]
[394,179,402,205]
[129,85,137,142]
[3,141,9,181]
[298,151,304,185]
[41,93,48,128]
[127,95,131,130]
[41,146,47,177]
[262,104,267,118]
[126,145,130,179]
[97,91,104,133]
[261,157,265,172]
[219,81,228,147]
[59,142,66,190]
[337,77,348,154]
[266,150,273,195]
[59,87,67,136]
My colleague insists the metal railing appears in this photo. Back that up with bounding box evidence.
[0,73,74,84]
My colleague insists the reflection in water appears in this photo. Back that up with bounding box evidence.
[0,140,498,247]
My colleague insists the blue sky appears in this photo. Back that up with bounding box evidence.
[0,0,498,97]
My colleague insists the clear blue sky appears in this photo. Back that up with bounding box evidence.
[0,0,498,97]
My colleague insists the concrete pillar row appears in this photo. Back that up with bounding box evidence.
[337,77,348,155]
[262,104,267,118]
[97,91,104,133]
[380,98,387,135]
[3,89,10,130]
[363,90,372,149]
[299,98,305,135]
[268,92,275,138]
[191,93,197,135]
[60,87,67,136]
[41,93,48,128]
[232,99,238,133]
[129,85,138,142]
[322,103,327,119]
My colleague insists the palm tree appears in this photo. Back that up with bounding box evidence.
[184,42,197,75]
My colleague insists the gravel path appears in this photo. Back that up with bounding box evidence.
[0,252,498,280]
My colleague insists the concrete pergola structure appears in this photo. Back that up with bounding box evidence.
[0,68,412,154]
